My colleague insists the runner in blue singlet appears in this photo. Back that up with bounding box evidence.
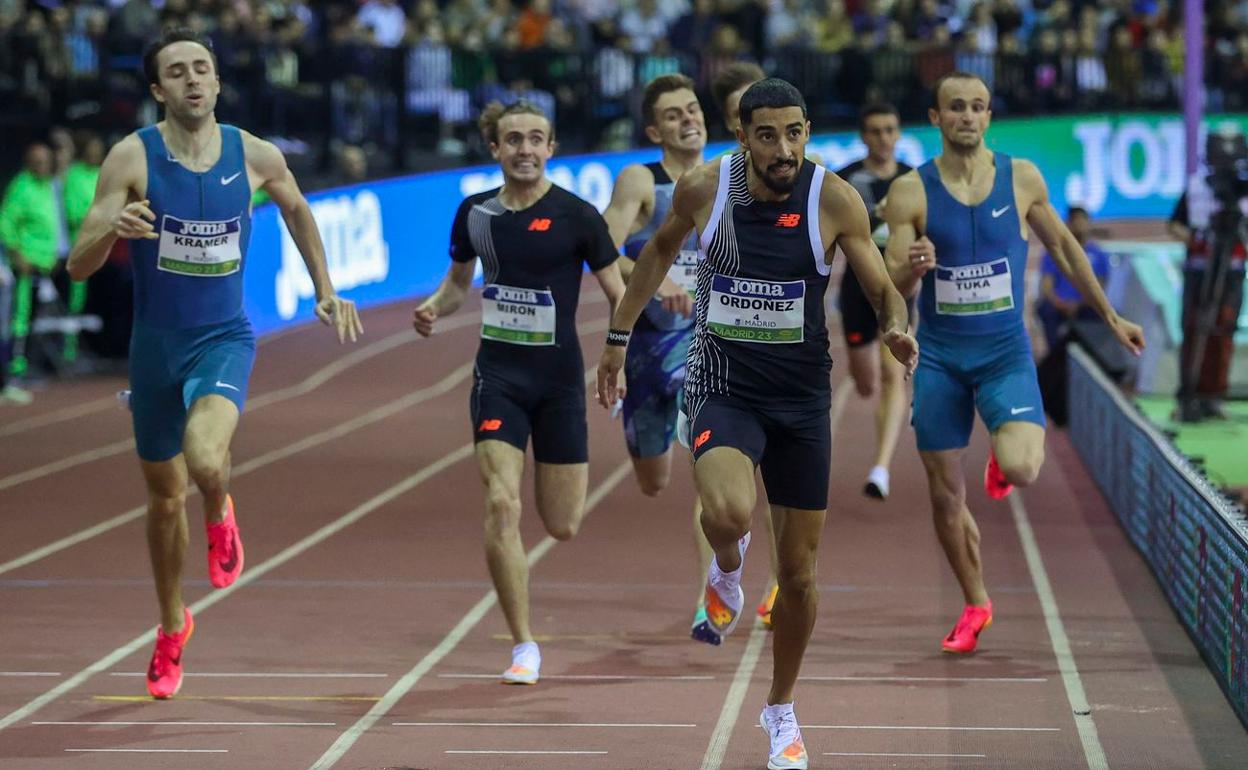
[883,71,1144,656]
[67,28,361,700]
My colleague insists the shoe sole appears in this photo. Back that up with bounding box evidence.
[863,481,886,499]
[691,620,722,646]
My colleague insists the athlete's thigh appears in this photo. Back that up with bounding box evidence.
[973,347,1046,435]
[530,385,588,465]
[475,439,526,498]
[839,263,878,349]
[470,370,533,453]
[129,327,186,463]
[770,504,827,569]
[688,398,763,513]
[912,350,975,452]
[758,408,831,512]
[183,321,256,417]
[183,394,240,455]
[622,328,687,458]
[845,343,879,396]
[989,420,1045,474]
[918,446,967,502]
[139,454,189,500]
[534,461,588,530]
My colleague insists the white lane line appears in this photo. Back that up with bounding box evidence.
[393,722,695,728]
[306,462,633,770]
[38,721,334,727]
[66,748,229,753]
[824,752,988,758]
[0,671,60,677]
[0,442,478,732]
[437,673,714,681]
[1008,491,1109,770]
[802,725,1060,732]
[0,315,608,577]
[0,396,117,438]
[445,750,608,755]
[698,620,769,770]
[801,676,1047,683]
[0,438,136,492]
[109,672,387,679]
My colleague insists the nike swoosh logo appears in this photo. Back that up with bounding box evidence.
[215,381,240,392]
[220,172,242,186]
[1010,406,1035,415]
[992,205,1011,218]
[219,534,239,574]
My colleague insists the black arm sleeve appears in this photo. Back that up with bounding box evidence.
[580,203,619,272]
[1170,192,1188,227]
[449,197,476,264]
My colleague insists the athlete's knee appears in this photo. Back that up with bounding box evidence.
[928,485,965,522]
[183,439,229,489]
[146,488,186,519]
[999,448,1043,487]
[853,374,874,399]
[635,471,669,497]
[776,558,817,602]
[483,484,522,540]
[545,513,581,542]
[699,490,751,540]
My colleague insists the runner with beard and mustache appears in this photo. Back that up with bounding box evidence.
[66,28,362,699]
[597,79,917,770]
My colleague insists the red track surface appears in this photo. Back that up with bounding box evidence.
[2,282,1246,770]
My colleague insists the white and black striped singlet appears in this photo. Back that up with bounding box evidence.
[685,153,834,413]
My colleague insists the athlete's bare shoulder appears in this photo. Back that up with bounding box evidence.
[98,133,147,194]
[1010,157,1046,190]
[675,159,721,201]
[239,129,284,171]
[611,163,656,203]
[883,169,925,216]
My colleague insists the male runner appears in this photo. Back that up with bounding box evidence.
[601,74,716,639]
[598,79,917,770]
[67,28,362,699]
[835,103,914,500]
[414,101,625,685]
[883,72,1143,654]
[711,62,766,140]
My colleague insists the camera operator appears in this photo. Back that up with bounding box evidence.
[1168,129,1248,422]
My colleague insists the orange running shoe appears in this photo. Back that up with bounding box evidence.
[207,495,244,588]
[942,601,993,654]
[147,607,193,699]
[757,584,779,629]
[760,704,808,769]
[984,451,1014,500]
[692,532,751,645]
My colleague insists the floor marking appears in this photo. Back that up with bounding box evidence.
[37,721,335,726]
[0,438,136,492]
[0,396,117,438]
[0,316,608,576]
[698,620,769,770]
[1009,491,1109,770]
[393,722,695,728]
[824,752,988,758]
[66,748,228,753]
[92,696,380,703]
[306,461,632,770]
[437,673,714,681]
[109,672,388,679]
[0,671,60,677]
[445,750,608,755]
[800,675,1047,683]
[0,442,476,730]
[801,724,1060,732]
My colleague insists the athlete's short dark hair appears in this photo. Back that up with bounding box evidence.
[1068,205,1089,220]
[710,62,765,115]
[143,27,217,86]
[478,100,553,145]
[931,71,991,109]
[737,78,807,127]
[641,74,697,126]
[858,102,899,131]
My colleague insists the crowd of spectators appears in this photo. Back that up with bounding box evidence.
[1,0,1246,177]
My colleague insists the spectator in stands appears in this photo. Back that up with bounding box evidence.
[336,144,369,184]
[812,0,854,53]
[516,0,552,49]
[1036,206,1111,354]
[620,0,671,54]
[357,0,406,48]
[766,0,813,51]
[1105,24,1142,107]
[669,0,721,53]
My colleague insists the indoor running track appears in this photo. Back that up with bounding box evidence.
[1,282,1246,770]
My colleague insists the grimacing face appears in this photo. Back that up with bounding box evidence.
[491,113,555,184]
[152,41,221,122]
[647,88,706,153]
[930,77,991,151]
[739,105,809,195]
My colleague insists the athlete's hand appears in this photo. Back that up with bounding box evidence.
[114,199,158,240]
[908,236,936,276]
[412,303,437,337]
[656,277,693,318]
[596,344,627,408]
[316,294,363,343]
[1107,313,1145,356]
[882,328,919,378]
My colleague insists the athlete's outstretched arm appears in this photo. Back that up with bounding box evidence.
[602,164,692,317]
[593,262,627,320]
[1017,160,1144,355]
[246,133,362,342]
[827,177,918,374]
[67,136,149,281]
[881,171,934,297]
[413,260,475,337]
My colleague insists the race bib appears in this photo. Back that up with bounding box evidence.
[706,274,805,343]
[934,258,1015,316]
[481,284,556,345]
[666,250,700,296]
[157,215,242,277]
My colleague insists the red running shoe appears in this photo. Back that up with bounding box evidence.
[984,451,1014,500]
[207,495,244,588]
[147,607,194,699]
[942,601,993,654]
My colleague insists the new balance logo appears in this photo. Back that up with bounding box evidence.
[775,213,801,228]
[693,429,712,450]
[478,418,503,432]
[528,218,552,232]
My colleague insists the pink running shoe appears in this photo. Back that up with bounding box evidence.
[147,607,194,699]
[207,495,244,588]
[984,451,1014,500]
[942,601,993,654]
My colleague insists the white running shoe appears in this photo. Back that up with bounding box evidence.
[760,703,808,770]
[863,465,890,500]
[500,641,540,685]
[694,532,750,644]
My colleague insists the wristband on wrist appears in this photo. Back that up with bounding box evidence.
[606,328,631,347]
